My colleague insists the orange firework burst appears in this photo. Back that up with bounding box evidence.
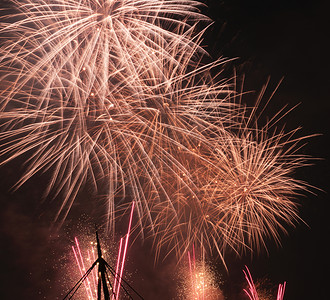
[147,92,312,262]
[0,0,209,221]
[0,0,313,264]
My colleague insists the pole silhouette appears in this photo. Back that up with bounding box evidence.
[62,231,144,300]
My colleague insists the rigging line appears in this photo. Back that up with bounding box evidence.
[104,267,134,300]
[104,261,145,300]
[63,260,97,299]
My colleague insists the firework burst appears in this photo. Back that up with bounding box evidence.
[0,0,312,263]
[0,0,217,223]
[149,112,310,263]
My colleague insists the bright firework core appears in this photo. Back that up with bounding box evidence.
[177,247,224,300]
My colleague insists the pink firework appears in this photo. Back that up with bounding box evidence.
[276,282,286,300]
[243,266,259,300]
[243,266,286,300]
[72,238,99,299]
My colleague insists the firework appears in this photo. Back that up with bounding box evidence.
[243,266,286,300]
[149,121,309,264]
[276,282,286,300]
[178,246,223,299]
[243,266,259,300]
[201,129,308,254]
[0,0,311,264]
[113,201,135,300]
[72,237,98,299]
[0,0,234,227]
[187,247,208,300]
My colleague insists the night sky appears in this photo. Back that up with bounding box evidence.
[0,0,329,299]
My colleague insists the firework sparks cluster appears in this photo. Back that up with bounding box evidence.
[0,0,310,262]
[183,247,223,300]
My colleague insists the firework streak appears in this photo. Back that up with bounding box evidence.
[276,282,286,300]
[243,267,259,300]
[113,201,135,300]
[0,0,312,262]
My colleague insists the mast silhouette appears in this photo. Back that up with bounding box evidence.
[63,231,144,300]
[63,202,143,299]
[96,230,111,300]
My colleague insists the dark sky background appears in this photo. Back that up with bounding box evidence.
[0,0,329,299]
